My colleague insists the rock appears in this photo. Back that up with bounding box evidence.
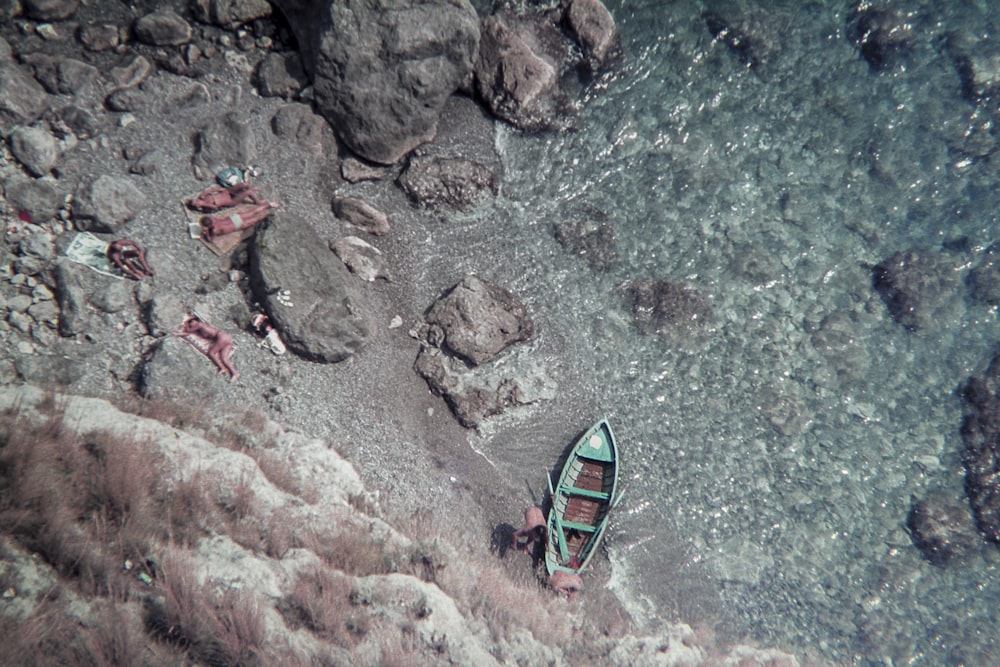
[22,0,78,21]
[565,0,620,70]
[18,227,54,264]
[142,293,188,337]
[13,352,86,386]
[296,0,480,164]
[906,491,979,567]
[967,242,1000,305]
[9,125,59,177]
[191,112,257,181]
[871,248,964,332]
[397,154,498,211]
[53,259,90,336]
[78,23,122,52]
[702,3,778,71]
[129,148,164,176]
[59,104,104,140]
[330,235,390,282]
[139,334,224,401]
[71,174,148,233]
[133,10,193,47]
[254,52,308,99]
[249,215,371,363]
[626,278,712,344]
[474,13,562,131]
[110,55,153,91]
[553,219,618,271]
[413,344,554,429]
[0,62,49,136]
[423,275,533,367]
[332,196,389,235]
[341,157,389,183]
[20,53,99,96]
[959,350,1000,543]
[3,177,62,224]
[270,103,325,155]
[847,2,913,71]
[190,0,272,27]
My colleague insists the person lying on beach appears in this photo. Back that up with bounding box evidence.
[107,239,155,280]
[511,506,547,552]
[200,200,278,242]
[187,182,263,213]
[173,316,240,382]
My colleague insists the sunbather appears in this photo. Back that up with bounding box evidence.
[107,239,155,280]
[200,200,278,242]
[173,316,239,382]
[187,182,263,213]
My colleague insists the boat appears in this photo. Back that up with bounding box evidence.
[545,418,622,577]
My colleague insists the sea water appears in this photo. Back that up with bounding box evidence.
[462,1,1000,664]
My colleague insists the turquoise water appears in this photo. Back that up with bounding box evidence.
[484,1,1000,664]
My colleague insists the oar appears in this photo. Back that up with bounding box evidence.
[545,472,571,563]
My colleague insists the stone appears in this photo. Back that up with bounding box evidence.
[53,258,90,336]
[20,53,99,96]
[967,242,1000,306]
[332,196,389,235]
[78,23,121,52]
[133,10,193,47]
[566,0,620,70]
[249,214,371,363]
[475,14,561,131]
[190,0,273,27]
[424,275,533,367]
[906,491,979,567]
[139,334,223,401]
[3,177,62,224]
[270,103,324,155]
[22,0,78,21]
[341,157,389,183]
[71,175,148,233]
[254,52,307,99]
[397,155,497,210]
[959,350,1000,544]
[192,112,257,181]
[9,125,59,177]
[281,0,480,164]
[330,236,390,282]
[702,4,778,71]
[0,62,49,136]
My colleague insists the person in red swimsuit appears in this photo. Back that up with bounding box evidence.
[200,201,278,242]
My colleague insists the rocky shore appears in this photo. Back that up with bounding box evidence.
[0,0,811,665]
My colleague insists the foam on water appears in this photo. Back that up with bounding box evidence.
[488,1,1000,664]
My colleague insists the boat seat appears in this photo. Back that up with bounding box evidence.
[560,520,597,533]
[561,485,609,501]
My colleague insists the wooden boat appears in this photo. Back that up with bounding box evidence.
[545,418,621,576]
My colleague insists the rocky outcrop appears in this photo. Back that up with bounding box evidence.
[398,154,498,211]
[280,0,480,164]
[249,215,371,363]
[959,349,1000,543]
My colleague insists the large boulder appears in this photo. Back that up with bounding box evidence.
[71,174,148,233]
[413,275,546,429]
[276,0,480,165]
[249,214,371,363]
[423,275,533,367]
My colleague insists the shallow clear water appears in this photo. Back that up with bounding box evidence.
[483,1,1000,664]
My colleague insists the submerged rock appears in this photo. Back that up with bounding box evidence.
[847,2,914,71]
[959,349,1000,544]
[553,219,618,272]
[626,278,712,345]
[871,248,965,332]
[906,491,979,567]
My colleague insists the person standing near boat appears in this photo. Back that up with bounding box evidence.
[511,506,546,552]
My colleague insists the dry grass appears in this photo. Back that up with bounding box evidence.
[279,565,363,648]
[298,523,395,577]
